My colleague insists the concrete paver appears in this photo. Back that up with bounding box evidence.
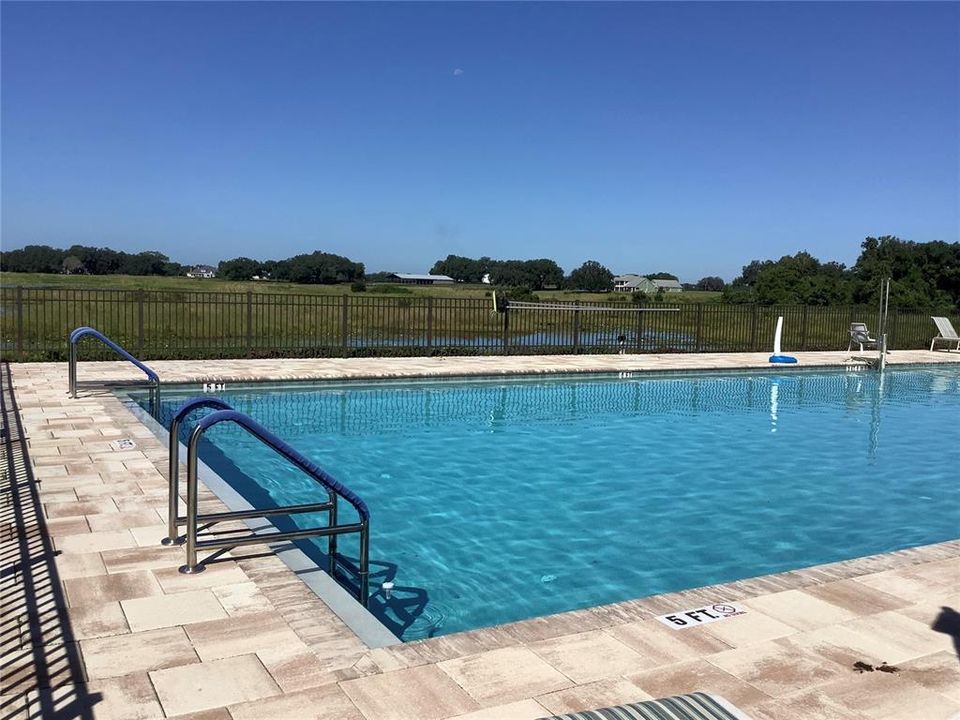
[438,646,573,706]
[120,589,228,632]
[149,654,281,716]
[528,630,650,684]
[341,665,480,720]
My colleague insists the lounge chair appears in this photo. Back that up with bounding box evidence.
[847,322,878,352]
[930,316,960,352]
[537,692,753,720]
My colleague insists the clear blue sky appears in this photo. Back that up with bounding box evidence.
[2,2,957,281]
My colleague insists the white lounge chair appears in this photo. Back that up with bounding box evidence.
[847,322,878,352]
[930,316,960,352]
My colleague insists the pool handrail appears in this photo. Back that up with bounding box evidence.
[178,408,371,607]
[163,397,234,546]
[68,327,160,408]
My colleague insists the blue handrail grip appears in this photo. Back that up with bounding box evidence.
[70,327,159,383]
[171,397,233,429]
[69,326,95,344]
[196,409,371,521]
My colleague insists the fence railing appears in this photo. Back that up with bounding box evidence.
[1,286,955,361]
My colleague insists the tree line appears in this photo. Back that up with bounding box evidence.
[430,254,698,292]
[2,236,956,309]
[724,236,959,310]
[0,244,183,276]
[217,252,364,284]
[0,245,366,285]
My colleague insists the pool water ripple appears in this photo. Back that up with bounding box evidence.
[149,367,960,640]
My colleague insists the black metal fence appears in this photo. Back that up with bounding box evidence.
[1,286,955,361]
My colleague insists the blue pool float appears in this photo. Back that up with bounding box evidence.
[769,354,798,364]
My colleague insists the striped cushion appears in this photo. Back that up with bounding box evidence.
[537,692,750,720]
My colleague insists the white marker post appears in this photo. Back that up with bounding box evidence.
[769,315,797,364]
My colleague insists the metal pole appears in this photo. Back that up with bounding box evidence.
[501,305,510,354]
[328,495,339,579]
[137,291,145,356]
[179,425,204,574]
[878,278,885,339]
[246,291,254,355]
[883,278,891,336]
[695,304,703,352]
[800,305,809,351]
[163,415,183,546]
[572,304,580,352]
[358,520,370,607]
[68,341,77,398]
[426,296,434,348]
[16,287,23,358]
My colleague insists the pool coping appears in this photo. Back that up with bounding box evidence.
[119,358,959,403]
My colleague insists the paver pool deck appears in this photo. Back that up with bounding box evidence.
[2,351,959,720]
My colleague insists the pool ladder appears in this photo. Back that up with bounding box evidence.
[164,398,371,606]
[68,327,160,413]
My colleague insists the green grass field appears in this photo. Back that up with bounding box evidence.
[0,272,722,304]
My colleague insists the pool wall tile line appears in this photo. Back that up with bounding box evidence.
[6,352,960,720]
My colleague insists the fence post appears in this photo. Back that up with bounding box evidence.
[749,305,759,351]
[695,304,703,352]
[245,291,253,355]
[572,303,581,352]
[800,305,808,351]
[426,296,434,348]
[341,295,349,353]
[887,306,898,350]
[501,306,510,354]
[137,291,145,356]
[634,304,645,352]
[16,287,24,358]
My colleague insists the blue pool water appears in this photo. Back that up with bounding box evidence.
[143,367,960,640]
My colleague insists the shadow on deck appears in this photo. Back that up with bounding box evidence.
[1,360,100,719]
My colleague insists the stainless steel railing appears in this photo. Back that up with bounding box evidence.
[68,326,160,411]
[170,405,371,606]
[163,397,234,546]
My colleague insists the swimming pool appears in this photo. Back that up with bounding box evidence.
[140,366,960,641]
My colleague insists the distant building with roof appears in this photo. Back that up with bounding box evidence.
[613,274,656,293]
[651,278,683,292]
[386,273,456,285]
[613,274,683,294]
[186,264,216,279]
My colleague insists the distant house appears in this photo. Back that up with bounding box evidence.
[186,265,216,279]
[651,278,683,293]
[386,273,456,285]
[613,274,656,293]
